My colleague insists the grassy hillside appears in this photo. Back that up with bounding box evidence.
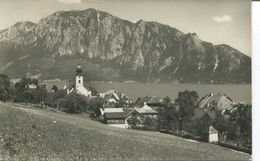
[0,102,250,161]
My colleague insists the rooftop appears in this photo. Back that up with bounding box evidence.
[103,108,124,113]
[198,92,234,111]
[209,126,218,134]
[134,102,158,114]
[104,109,134,119]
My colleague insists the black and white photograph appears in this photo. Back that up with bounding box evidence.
[0,0,252,160]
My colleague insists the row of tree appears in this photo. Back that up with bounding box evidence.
[0,75,104,116]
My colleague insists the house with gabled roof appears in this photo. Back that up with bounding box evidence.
[102,108,143,128]
[101,102,158,128]
[99,89,133,105]
[198,92,234,111]
[134,102,158,118]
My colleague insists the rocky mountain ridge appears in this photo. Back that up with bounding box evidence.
[0,8,251,83]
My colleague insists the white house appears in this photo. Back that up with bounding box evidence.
[67,65,92,98]
[209,126,219,143]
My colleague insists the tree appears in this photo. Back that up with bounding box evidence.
[144,116,159,130]
[89,97,105,117]
[88,86,98,96]
[45,89,67,109]
[0,74,11,102]
[229,103,252,147]
[35,85,48,108]
[14,78,33,103]
[175,90,199,133]
[60,93,90,114]
[31,79,39,87]
[193,113,211,141]
[158,102,178,132]
[51,85,58,92]
[162,96,171,108]
[22,87,34,104]
[211,110,229,142]
[14,82,23,102]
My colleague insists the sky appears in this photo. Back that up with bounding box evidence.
[0,0,251,56]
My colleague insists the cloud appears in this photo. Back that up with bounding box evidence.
[212,15,233,23]
[58,0,82,4]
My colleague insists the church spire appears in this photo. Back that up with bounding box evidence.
[76,64,83,76]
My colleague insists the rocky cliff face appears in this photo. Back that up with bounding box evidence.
[0,8,251,83]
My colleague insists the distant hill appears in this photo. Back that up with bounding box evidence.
[0,8,251,83]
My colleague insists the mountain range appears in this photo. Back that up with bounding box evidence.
[0,8,251,83]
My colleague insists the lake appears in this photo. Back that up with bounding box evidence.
[89,82,251,104]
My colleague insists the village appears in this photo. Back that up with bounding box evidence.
[1,65,250,151]
[0,64,252,157]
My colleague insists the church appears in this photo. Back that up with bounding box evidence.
[67,65,92,98]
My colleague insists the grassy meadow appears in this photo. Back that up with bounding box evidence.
[0,102,250,161]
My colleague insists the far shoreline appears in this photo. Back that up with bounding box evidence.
[89,80,252,85]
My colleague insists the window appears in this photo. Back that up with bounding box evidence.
[78,80,81,84]
[107,120,125,124]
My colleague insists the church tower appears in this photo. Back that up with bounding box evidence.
[73,65,92,97]
[76,65,84,90]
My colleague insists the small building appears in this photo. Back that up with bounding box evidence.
[105,93,120,103]
[198,92,234,111]
[67,65,92,98]
[103,111,130,128]
[99,89,133,105]
[209,126,219,143]
[103,109,142,128]
[101,107,147,128]
[101,102,158,129]
[134,102,158,118]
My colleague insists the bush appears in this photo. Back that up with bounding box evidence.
[60,93,90,114]
[89,97,105,118]
[0,74,11,102]
[45,89,67,109]
[143,116,159,131]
